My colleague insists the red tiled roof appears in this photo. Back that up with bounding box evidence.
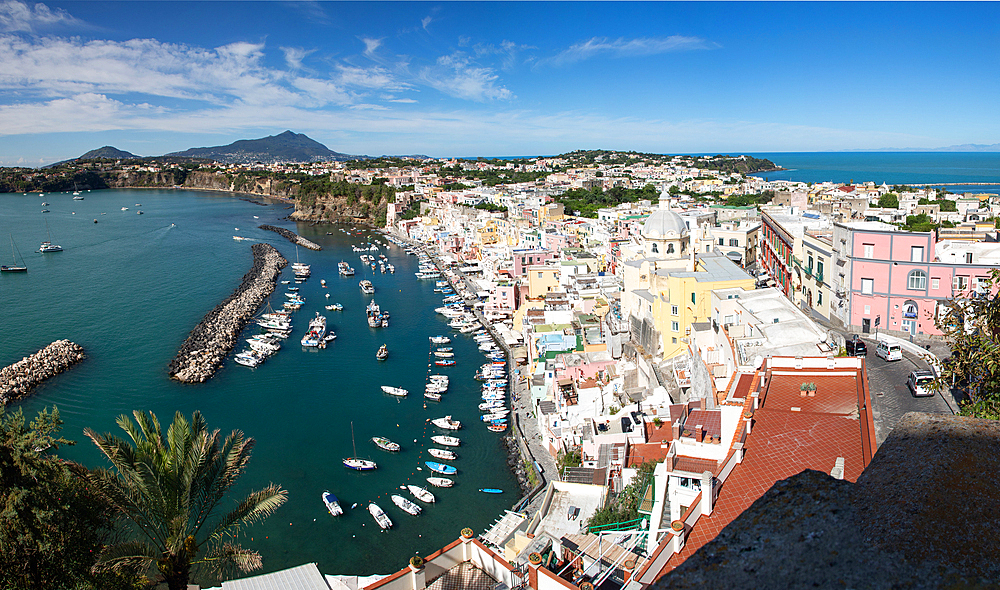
[627,442,671,467]
[645,421,673,443]
[672,456,719,475]
[763,373,860,415]
[685,409,722,438]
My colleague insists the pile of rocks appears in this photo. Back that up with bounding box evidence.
[0,340,86,405]
[169,243,287,383]
[258,224,321,250]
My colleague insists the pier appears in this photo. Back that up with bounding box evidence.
[0,340,85,405]
[259,224,322,250]
[169,243,287,383]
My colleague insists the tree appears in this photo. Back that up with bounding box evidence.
[878,193,899,209]
[0,407,128,590]
[936,269,1000,419]
[84,410,287,590]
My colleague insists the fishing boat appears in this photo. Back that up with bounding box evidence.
[431,435,460,447]
[435,359,456,367]
[479,488,503,494]
[487,423,507,433]
[367,299,385,328]
[343,423,377,471]
[338,261,355,276]
[38,219,62,252]
[426,477,454,488]
[368,503,392,529]
[359,279,375,294]
[2,235,27,272]
[431,416,461,430]
[381,385,407,397]
[407,485,435,503]
[391,494,422,516]
[376,344,388,360]
[424,392,442,401]
[433,351,454,358]
[372,436,401,452]
[430,336,451,344]
[428,448,457,461]
[322,491,344,516]
[300,313,327,347]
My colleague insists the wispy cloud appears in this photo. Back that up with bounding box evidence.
[0,0,82,33]
[360,37,382,57]
[419,52,512,102]
[542,35,716,67]
[281,46,313,70]
[421,16,432,31]
[474,40,532,71]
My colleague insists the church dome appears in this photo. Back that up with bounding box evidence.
[641,201,688,239]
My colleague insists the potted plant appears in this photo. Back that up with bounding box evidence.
[528,552,543,566]
[409,556,424,570]
[461,527,474,539]
[670,520,684,532]
[653,417,663,428]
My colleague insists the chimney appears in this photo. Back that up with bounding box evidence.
[700,471,714,516]
[831,457,845,480]
[695,425,704,443]
[699,397,707,410]
[671,420,681,440]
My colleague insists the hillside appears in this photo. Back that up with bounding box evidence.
[79,146,140,160]
[165,131,353,164]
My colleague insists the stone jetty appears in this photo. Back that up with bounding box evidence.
[259,224,321,250]
[169,243,287,383]
[0,340,86,405]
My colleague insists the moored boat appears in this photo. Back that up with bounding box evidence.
[407,485,435,503]
[426,477,454,488]
[479,488,503,494]
[424,392,442,401]
[430,335,451,344]
[372,436,400,452]
[391,494,422,516]
[368,502,393,529]
[428,448,457,461]
[376,344,388,360]
[431,416,461,430]
[322,491,344,516]
[381,385,407,397]
[430,435,460,447]
[435,359,456,366]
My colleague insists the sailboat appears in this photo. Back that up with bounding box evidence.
[39,219,62,253]
[1,235,27,272]
[343,422,377,471]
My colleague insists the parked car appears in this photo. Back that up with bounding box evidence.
[845,337,867,357]
[907,369,936,397]
[875,340,902,361]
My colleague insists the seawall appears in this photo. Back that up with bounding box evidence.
[169,243,288,383]
[259,224,322,250]
[0,340,86,405]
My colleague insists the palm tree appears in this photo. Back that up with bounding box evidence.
[83,410,287,590]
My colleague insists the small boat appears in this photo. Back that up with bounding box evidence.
[281,280,290,284]
[322,491,344,516]
[430,336,451,344]
[372,437,400,452]
[344,422,377,471]
[407,485,435,503]
[325,302,344,311]
[435,359,456,366]
[381,385,407,397]
[436,347,453,352]
[428,448,457,461]
[431,416,461,430]
[487,423,507,433]
[434,351,454,358]
[479,488,503,494]
[430,435,460,447]
[426,477,454,488]
[368,502,393,529]
[288,286,299,291]
[2,234,28,273]
[391,494,422,516]
[424,392,442,401]
[376,344,388,361]
[359,279,375,294]
[320,279,327,287]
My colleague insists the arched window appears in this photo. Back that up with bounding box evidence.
[651,242,659,254]
[667,243,675,254]
[907,270,927,290]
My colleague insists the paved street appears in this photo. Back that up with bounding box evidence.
[852,336,953,446]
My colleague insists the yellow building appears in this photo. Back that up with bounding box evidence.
[526,265,560,299]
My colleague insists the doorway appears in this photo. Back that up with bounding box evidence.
[862,318,871,333]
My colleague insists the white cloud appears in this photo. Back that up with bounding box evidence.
[419,52,512,102]
[336,64,404,91]
[474,40,531,71]
[281,46,313,70]
[361,37,382,56]
[421,16,432,30]
[542,35,716,67]
[0,0,82,33]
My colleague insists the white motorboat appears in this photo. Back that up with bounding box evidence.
[322,491,343,516]
[430,336,451,344]
[257,318,291,331]
[359,279,375,294]
[430,435,460,447]
[407,485,435,503]
[372,436,400,452]
[368,503,393,529]
[381,386,408,397]
[426,477,454,488]
[428,448,457,461]
[424,392,442,401]
[301,313,327,347]
[391,494,422,516]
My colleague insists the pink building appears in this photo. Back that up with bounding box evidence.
[843,224,996,336]
[486,280,518,314]
[513,249,555,276]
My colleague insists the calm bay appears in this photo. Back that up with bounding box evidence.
[0,189,517,581]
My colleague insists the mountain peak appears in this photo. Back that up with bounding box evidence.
[164,131,353,164]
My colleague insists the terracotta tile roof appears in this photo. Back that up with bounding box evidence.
[685,410,722,438]
[673,456,719,475]
[763,373,860,415]
[627,442,671,467]
[645,421,673,443]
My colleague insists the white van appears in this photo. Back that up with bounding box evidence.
[875,340,902,361]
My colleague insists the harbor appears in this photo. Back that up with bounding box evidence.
[0,188,518,579]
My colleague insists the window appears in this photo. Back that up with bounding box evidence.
[931,278,939,290]
[818,291,823,305]
[861,278,874,294]
[671,321,679,332]
[966,252,974,264]
[667,243,675,254]
[864,305,871,315]
[729,238,739,247]
[808,255,814,270]
[954,276,968,291]
[817,260,824,280]
[718,237,724,245]
[907,270,927,290]
[691,292,696,304]
[651,242,659,254]
[911,246,924,262]
[671,305,679,316]
[672,337,677,344]
[863,243,874,258]
[538,272,543,278]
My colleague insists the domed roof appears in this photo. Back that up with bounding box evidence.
[641,201,688,239]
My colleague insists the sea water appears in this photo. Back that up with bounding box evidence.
[0,189,517,581]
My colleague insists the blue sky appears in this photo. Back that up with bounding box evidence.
[1,1,999,165]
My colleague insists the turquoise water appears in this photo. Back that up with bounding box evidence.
[0,189,516,581]
[748,152,1000,192]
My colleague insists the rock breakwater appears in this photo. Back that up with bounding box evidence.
[169,243,287,383]
[0,340,86,405]
[259,224,321,250]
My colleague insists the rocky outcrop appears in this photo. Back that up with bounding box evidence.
[258,224,321,250]
[0,340,85,405]
[168,243,287,383]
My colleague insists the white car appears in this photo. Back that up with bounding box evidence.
[875,340,902,361]
[907,370,936,397]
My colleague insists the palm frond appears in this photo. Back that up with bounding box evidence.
[93,540,160,574]
[198,542,262,578]
[209,484,287,539]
